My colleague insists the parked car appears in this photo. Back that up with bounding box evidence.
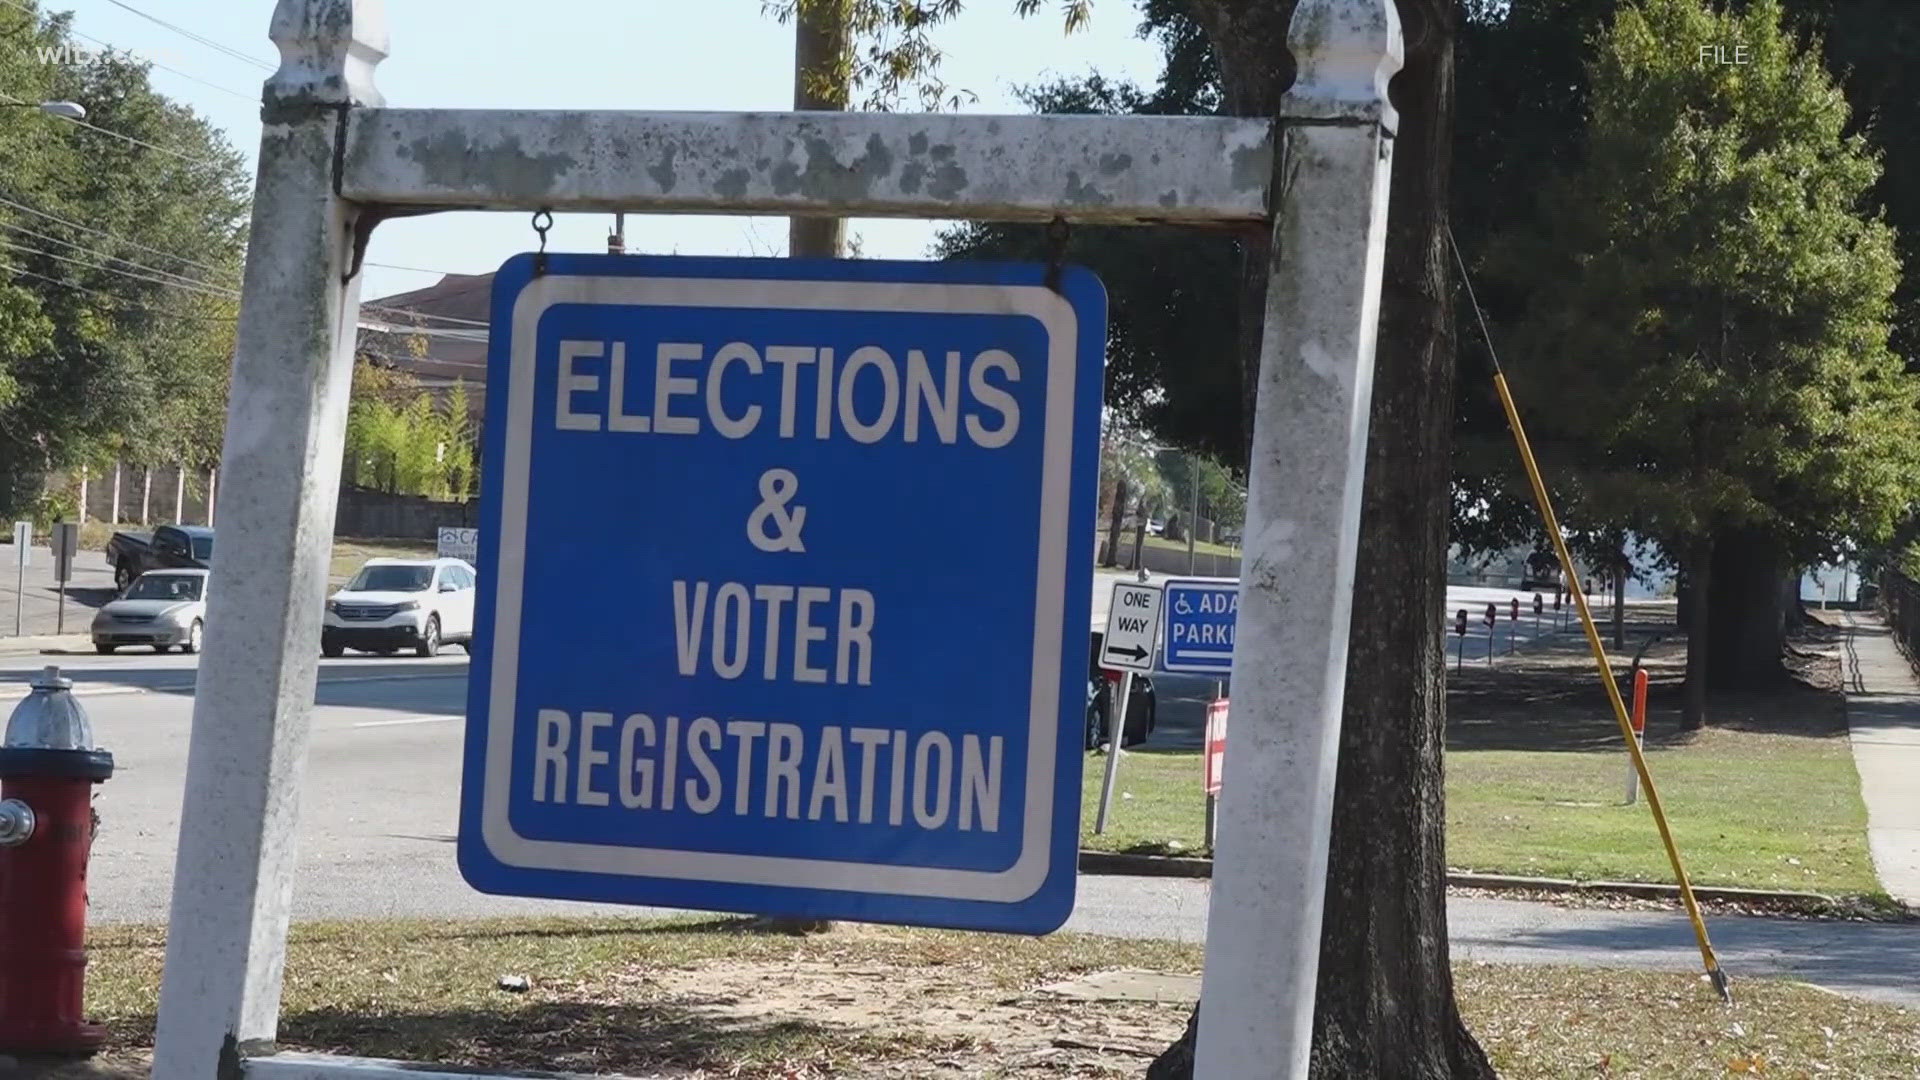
[91,568,209,654]
[1085,629,1156,750]
[106,524,213,592]
[322,557,477,658]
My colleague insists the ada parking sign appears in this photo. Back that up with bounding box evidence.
[459,253,1107,933]
[1160,577,1239,673]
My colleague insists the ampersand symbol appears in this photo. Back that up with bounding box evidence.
[746,468,808,553]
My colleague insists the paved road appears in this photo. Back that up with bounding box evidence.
[6,650,1917,1012]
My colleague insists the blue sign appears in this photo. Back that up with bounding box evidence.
[1160,577,1240,673]
[458,253,1106,934]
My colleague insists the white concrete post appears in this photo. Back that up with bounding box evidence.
[208,467,218,525]
[142,467,152,525]
[174,467,186,523]
[110,463,122,524]
[76,466,87,525]
[151,3,385,1076]
[1192,1,1400,1077]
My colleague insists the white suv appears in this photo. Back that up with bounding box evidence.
[322,557,476,658]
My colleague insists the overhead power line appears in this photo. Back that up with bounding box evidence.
[1,219,235,296]
[0,0,253,100]
[0,193,238,281]
[0,193,488,328]
[0,233,239,301]
[99,0,276,71]
[0,258,238,323]
[0,87,230,169]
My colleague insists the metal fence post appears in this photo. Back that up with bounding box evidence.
[1193,2,1401,1075]
[151,3,385,1076]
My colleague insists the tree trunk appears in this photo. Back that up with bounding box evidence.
[1104,477,1129,567]
[1780,571,1806,630]
[789,0,851,259]
[1149,1,1494,1076]
[764,0,853,939]
[1131,498,1150,570]
[1682,538,1712,729]
[1611,557,1627,650]
[1704,526,1788,689]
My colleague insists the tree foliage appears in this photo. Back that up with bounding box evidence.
[342,360,477,501]
[1483,0,1920,707]
[932,8,1244,464]
[763,0,1096,111]
[0,2,249,518]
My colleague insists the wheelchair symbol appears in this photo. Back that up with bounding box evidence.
[1173,593,1195,615]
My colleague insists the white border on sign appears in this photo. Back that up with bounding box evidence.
[1159,575,1240,673]
[1100,580,1161,671]
[482,274,1078,904]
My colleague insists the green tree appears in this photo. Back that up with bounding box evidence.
[1099,413,1169,567]
[1491,0,1920,722]
[0,2,248,518]
[773,0,1493,1071]
[442,381,475,500]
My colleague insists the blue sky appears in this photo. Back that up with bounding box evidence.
[37,1,1165,302]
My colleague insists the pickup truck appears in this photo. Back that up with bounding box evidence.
[106,524,213,592]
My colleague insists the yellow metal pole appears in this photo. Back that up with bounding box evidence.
[1489,371,1732,1003]
[1445,226,1730,1003]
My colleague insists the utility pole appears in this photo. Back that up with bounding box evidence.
[763,0,852,936]
[790,0,851,259]
[1187,454,1200,575]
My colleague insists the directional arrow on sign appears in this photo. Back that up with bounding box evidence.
[1101,579,1163,672]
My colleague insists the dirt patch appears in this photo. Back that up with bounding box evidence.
[627,950,1191,1076]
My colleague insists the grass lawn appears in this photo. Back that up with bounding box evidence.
[1080,750,1210,855]
[1445,611,1882,898]
[45,917,1919,1079]
[1447,727,1879,894]
[1079,736,1880,895]
[1075,614,1884,898]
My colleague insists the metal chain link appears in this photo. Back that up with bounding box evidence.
[532,209,554,276]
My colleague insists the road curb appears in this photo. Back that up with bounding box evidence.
[1077,850,1845,906]
[1079,850,1213,878]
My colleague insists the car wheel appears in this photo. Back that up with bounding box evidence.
[416,615,440,658]
[322,639,345,658]
[95,643,116,655]
[182,620,203,655]
[114,563,133,592]
[154,644,171,654]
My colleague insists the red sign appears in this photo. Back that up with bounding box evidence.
[1204,698,1228,796]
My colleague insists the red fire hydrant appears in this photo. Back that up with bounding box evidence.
[0,665,114,1054]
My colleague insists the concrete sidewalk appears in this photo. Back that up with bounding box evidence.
[1837,612,1920,907]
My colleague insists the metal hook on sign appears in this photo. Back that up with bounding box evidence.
[531,209,554,277]
[1044,215,1071,294]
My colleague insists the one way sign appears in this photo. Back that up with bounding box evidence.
[1101,580,1163,671]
